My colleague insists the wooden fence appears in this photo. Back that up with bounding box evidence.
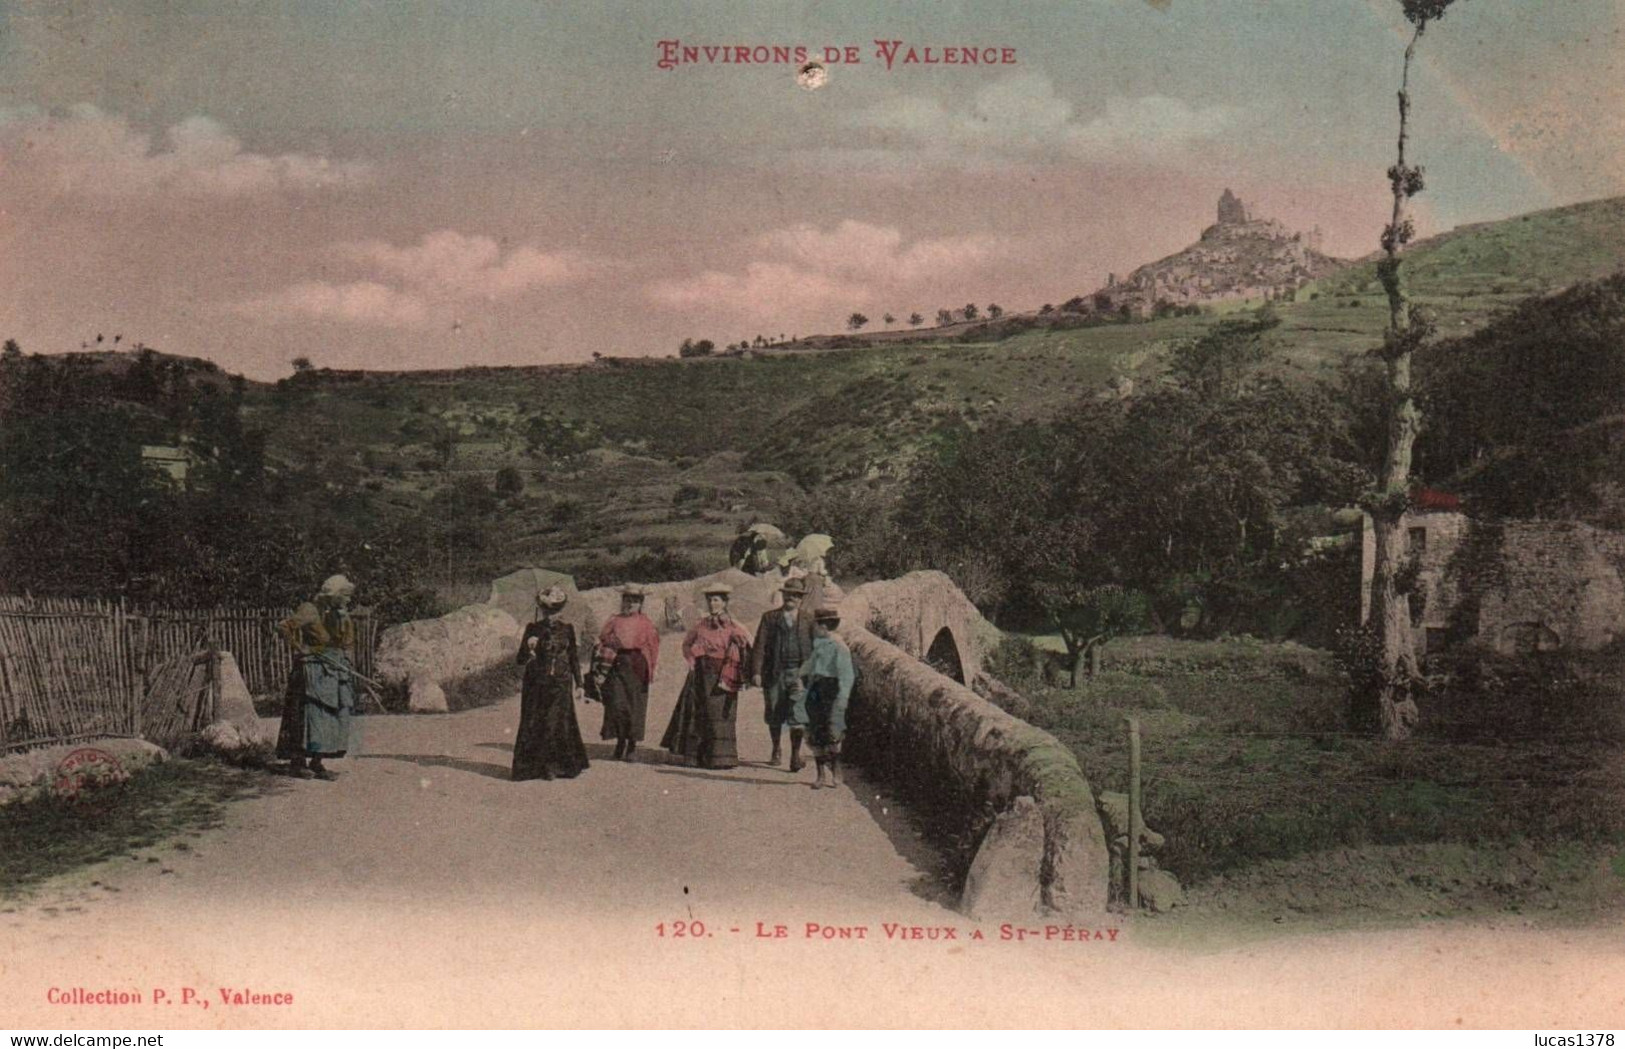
[0,596,379,753]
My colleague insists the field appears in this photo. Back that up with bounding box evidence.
[1000,635,1625,926]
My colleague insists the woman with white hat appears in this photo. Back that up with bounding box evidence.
[512,586,590,781]
[660,583,753,770]
[591,583,660,761]
[275,573,359,781]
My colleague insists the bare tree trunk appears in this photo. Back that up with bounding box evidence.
[1366,23,1430,741]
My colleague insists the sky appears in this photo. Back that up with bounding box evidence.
[1,0,1622,379]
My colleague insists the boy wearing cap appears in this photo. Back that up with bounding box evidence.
[796,607,856,790]
[751,578,814,770]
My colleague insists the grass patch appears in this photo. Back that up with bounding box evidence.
[0,758,278,899]
[1016,635,1625,892]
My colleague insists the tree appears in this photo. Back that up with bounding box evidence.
[883,313,896,327]
[935,309,954,326]
[1040,584,1149,687]
[2,339,20,360]
[908,312,924,327]
[494,465,524,498]
[1359,0,1459,741]
[291,356,314,373]
[962,303,979,321]
[678,338,714,358]
[987,304,1003,319]
[847,313,869,331]
[1039,304,1055,315]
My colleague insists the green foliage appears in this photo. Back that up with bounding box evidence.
[1039,583,1150,670]
[493,465,524,498]
[1416,275,1625,519]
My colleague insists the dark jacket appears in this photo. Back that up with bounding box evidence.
[751,606,814,684]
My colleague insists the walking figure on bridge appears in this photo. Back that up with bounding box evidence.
[752,577,813,772]
[512,586,589,781]
[275,574,358,781]
[591,583,660,762]
[798,606,855,790]
[661,583,753,770]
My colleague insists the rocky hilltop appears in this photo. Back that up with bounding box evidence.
[1093,190,1345,316]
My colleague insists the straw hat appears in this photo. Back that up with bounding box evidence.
[536,585,569,610]
[619,583,648,598]
[701,583,733,597]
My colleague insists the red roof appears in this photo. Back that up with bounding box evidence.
[1411,486,1462,511]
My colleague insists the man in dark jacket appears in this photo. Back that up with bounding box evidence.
[751,578,814,770]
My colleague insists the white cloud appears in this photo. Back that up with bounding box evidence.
[0,105,372,198]
[647,220,1011,323]
[843,74,1241,164]
[236,231,588,329]
[234,282,430,329]
[339,231,578,299]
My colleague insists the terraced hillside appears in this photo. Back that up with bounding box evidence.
[228,195,1625,589]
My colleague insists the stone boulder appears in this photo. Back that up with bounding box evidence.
[1139,868,1185,913]
[961,795,1046,921]
[212,651,275,745]
[1098,790,1181,911]
[0,738,168,806]
[408,675,449,713]
[487,568,597,642]
[375,603,522,697]
[1097,791,1167,852]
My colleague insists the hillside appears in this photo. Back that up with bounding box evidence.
[8,195,1623,602]
[232,195,1625,588]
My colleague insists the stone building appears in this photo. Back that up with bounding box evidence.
[1361,504,1625,657]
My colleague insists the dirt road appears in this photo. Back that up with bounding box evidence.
[4,633,1624,1027]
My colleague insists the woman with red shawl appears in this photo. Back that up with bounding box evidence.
[592,583,661,761]
[660,583,753,770]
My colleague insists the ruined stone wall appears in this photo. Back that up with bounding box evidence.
[840,625,1109,919]
[1462,521,1625,654]
[1365,514,1625,655]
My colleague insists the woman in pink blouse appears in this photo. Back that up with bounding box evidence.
[660,583,753,770]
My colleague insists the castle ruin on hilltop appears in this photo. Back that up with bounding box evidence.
[1084,190,1341,318]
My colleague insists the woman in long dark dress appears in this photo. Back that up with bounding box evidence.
[513,586,589,781]
[591,583,661,761]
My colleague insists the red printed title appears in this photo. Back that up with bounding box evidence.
[657,40,1018,71]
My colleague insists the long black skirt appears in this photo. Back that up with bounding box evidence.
[660,660,738,770]
[599,652,650,743]
[513,671,589,781]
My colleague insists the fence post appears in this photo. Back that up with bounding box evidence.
[1126,716,1142,912]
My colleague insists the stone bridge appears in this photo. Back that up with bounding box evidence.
[372,566,1109,919]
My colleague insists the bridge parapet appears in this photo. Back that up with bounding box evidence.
[841,624,1109,920]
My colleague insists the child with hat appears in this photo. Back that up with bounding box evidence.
[796,605,856,789]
